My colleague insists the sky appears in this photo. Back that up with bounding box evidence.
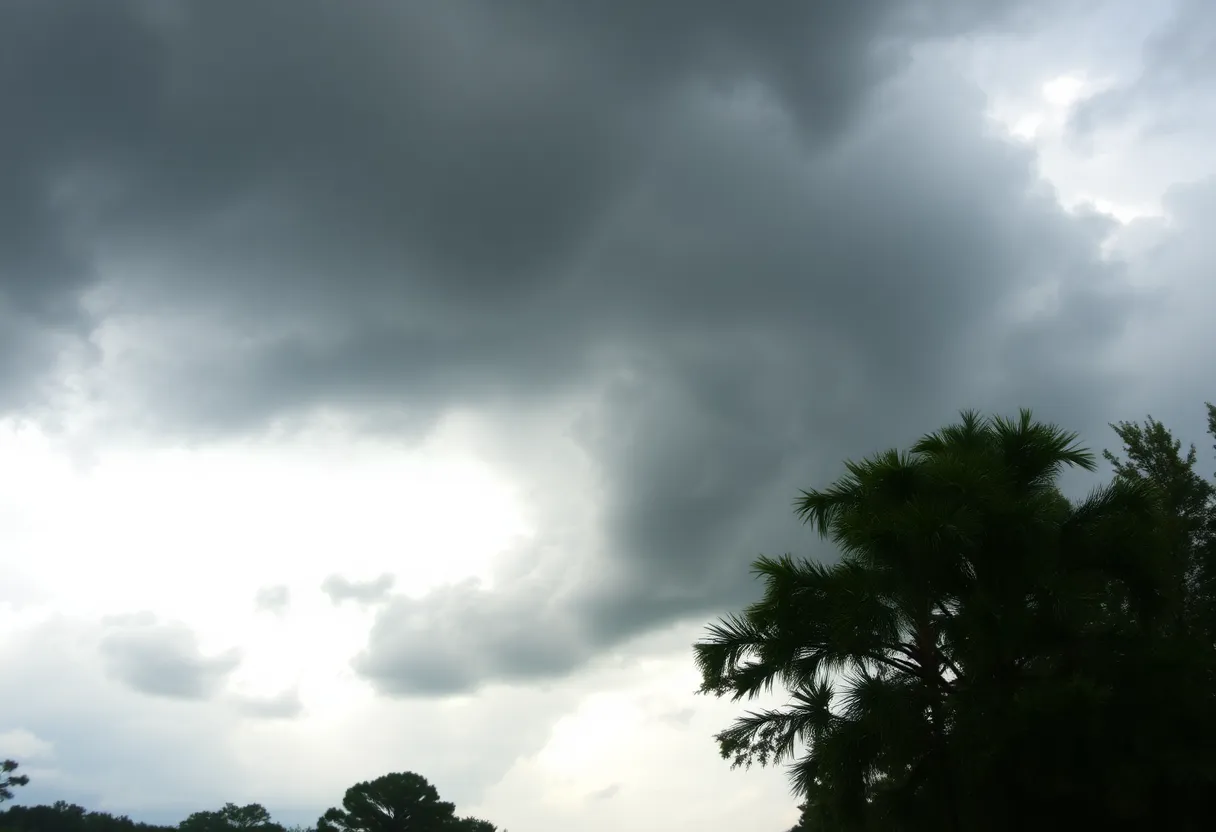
[1,1,1215,829]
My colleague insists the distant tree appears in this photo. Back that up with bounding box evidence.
[0,760,28,803]
[0,802,84,832]
[317,773,495,832]
[179,804,284,832]
[0,801,174,832]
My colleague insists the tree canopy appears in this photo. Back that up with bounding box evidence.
[0,800,175,832]
[316,772,496,832]
[179,803,285,832]
[698,406,1216,831]
[0,771,497,832]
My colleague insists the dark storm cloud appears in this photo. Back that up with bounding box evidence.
[321,573,395,606]
[2,0,1147,695]
[353,579,584,695]
[2,0,1063,423]
[0,0,161,410]
[99,617,241,701]
[352,60,1141,694]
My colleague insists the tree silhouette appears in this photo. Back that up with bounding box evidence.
[317,772,495,832]
[179,803,285,832]
[0,760,28,803]
[700,409,1216,830]
[0,800,175,832]
[1104,405,1216,636]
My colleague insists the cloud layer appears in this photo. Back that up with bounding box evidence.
[0,0,1165,700]
[3,2,1216,826]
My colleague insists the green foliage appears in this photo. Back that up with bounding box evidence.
[700,407,1216,831]
[316,772,495,832]
[179,803,285,832]
[0,801,175,832]
[1104,406,1216,634]
[0,761,28,803]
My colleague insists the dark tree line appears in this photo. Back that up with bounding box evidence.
[0,771,499,832]
[697,404,1216,831]
[0,800,176,832]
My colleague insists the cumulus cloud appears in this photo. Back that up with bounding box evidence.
[0,611,592,825]
[354,579,585,695]
[0,728,54,761]
[321,573,395,607]
[99,616,241,701]
[0,615,239,816]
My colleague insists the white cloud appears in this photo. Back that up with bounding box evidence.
[0,410,528,621]
[471,624,800,832]
[0,728,54,761]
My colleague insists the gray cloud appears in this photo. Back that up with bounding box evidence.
[230,687,304,721]
[351,59,1143,695]
[254,584,290,616]
[1039,0,1216,225]
[1070,0,1216,142]
[1103,177,1216,436]
[354,579,584,696]
[0,0,1187,698]
[0,0,158,412]
[0,614,576,826]
[0,616,238,815]
[322,573,395,607]
[2,0,1071,426]
[99,616,241,701]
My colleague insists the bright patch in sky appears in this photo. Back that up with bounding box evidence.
[976,67,1166,225]
[1041,74,1088,107]
[0,414,531,709]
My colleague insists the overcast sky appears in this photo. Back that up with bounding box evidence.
[1,1,1215,829]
